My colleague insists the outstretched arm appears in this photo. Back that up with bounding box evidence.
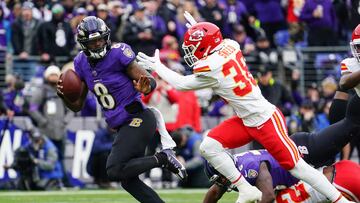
[339,71,360,90]
[256,162,276,203]
[136,49,218,91]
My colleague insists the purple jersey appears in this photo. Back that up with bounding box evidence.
[74,43,142,128]
[233,150,299,188]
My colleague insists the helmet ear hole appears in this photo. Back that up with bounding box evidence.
[199,47,205,52]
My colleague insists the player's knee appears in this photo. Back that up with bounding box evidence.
[107,165,125,181]
[288,159,309,179]
[199,137,223,159]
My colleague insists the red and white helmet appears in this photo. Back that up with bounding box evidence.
[182,22,223,67]
[350,24,360,62]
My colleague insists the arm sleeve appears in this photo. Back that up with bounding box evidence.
[73,56,85,81]
[117,43,136,67]
[155,64,219,91]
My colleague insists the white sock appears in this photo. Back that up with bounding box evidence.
[199,137,251,188]
[289,159,347,203]
[148,107,176,149]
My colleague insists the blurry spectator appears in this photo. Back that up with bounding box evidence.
[4,129,63,190]
[175,0,202,41]
[232,24,255,55]
[108,1,125,28]
[0,7,11,50]
[199,0,225,31]
[143,0,167,45]
[61,0,76,21]
[305,82,326,112]
[69,7,87,33]
[96,4,117,42]
[8,3,22,23]
[298,100,329,132]
[321,76,337,101]
[172,126,209,188]
[26,65,72,186]
[253,0,287,47]
[299,0,338,46]
[158,0,179,36]
[122,2,165,55]
[222,0,257,39]
[11,1,41,58]
[32,0,52,22]
[290,68,304,106]
[256,66,294,116]
[159,35,181,69]
[87,127,114,189]
[3,74,26,116]
[86,0,104,16]
[38,4,75,63]
[254,35,278,65]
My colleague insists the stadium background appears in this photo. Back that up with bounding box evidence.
[0,0,359,202]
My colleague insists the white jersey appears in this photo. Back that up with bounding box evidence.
[193,39,275,127]
[275,181,327,203]
[340,57,360,96]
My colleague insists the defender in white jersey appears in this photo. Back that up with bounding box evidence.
[137,17,351,203]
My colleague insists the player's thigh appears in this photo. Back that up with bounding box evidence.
[106,109,157,167]
[248,109,300,170]
[207,116,252,149]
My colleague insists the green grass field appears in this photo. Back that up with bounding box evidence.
[0,189,237,203]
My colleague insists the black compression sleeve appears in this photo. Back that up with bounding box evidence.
[329,99,348,124]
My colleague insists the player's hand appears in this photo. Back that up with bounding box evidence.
[136,49,161,71]
[133,75,151,94]
[56,75,64,98]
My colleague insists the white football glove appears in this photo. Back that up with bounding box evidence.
[136,49,161,71]
[184,11,197,28]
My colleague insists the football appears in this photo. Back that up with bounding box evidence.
[60,69,84,102]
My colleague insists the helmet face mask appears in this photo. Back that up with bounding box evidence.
[350,41,360,62]
[182,42,200,67]
[351,24,360,62]
[77,16,111,59]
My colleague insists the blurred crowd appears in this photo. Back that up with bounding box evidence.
[0,0,359,190]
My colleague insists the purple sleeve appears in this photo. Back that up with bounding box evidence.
[242,158,261,186]
[73,54,85,81]
[114,43,136,68]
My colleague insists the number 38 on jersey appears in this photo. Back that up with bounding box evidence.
[221,51,257,97]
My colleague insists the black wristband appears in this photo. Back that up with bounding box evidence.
[145,77,157,95]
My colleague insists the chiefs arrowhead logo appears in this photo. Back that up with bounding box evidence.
[189,30,205,42]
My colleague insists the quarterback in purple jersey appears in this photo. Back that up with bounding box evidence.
[57,16,186,203]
